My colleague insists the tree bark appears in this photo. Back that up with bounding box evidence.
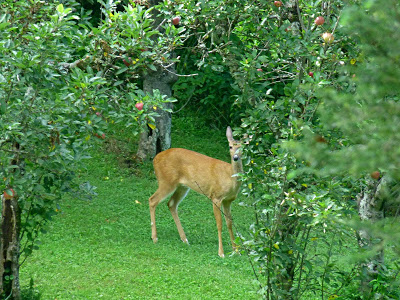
[136,68,177,160]
[356,177,385,298]
[276,214,297,299]
[0,194,21,300]
[136,0,178,161]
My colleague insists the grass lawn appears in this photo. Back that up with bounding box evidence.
[20,121,260,299]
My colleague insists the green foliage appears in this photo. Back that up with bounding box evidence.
[223,0,362,298]
[293,0,400,179]
[286,0,400,297]
[163,0,249,126]
[85,1,185,79]
[0,0,103,262]
[0,0,180,283]
[173,55,236,127]
[165,0,367,297]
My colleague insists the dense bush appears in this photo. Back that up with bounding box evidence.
[0,0,182,297]
[169,0,400,298]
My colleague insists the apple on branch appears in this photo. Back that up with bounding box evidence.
[122,58,132,67]
[135,102,144,111]
[315,16,325,26]
[172,16,181,26]
[322,32,334,44]
[370,171,380,180]
[3,188,16,200]
[274,1,282,7]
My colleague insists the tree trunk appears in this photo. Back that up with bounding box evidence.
[136,69,177,160]
[276,215,297,299]
[136,0,178,161]
[0,194,21,300]
[356,177,385,298]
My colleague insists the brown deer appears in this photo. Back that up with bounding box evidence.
[149,126,242,257]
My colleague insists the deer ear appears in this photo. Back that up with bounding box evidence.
[226,126,233,141]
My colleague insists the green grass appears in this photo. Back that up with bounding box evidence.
[20,122,260,299]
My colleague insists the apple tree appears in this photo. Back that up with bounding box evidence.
[289,0,400,297]
[168,0,362,298]
[230,1,363,298]
[0,1,118,297]
[73,0,187,160]
[0,0,183,298]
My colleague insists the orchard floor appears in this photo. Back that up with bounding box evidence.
[20,123,260,299]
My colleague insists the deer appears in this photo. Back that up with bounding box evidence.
[149,126,243,257]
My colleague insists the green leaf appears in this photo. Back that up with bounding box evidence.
[287,171,297,180]
[56,4,64,13]
[148,64,157,71]
[115,67,129,75]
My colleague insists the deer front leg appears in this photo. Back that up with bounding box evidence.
[213,200,224,258]
[223,200,237,253]
[149,184,176,243]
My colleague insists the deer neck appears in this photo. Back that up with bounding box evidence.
[231,158,243,189]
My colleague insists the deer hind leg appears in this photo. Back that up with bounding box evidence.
[149,183,177,243]
[168,186,190,244]
[212,200,225,258]
[222,200,237,252]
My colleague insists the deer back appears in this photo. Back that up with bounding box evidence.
[153,148,238,200]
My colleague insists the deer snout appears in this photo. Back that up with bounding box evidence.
[233,154,240,161]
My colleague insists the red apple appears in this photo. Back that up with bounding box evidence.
[322,32,334,44]
[135,102,144,111]
[257,68,263,72]
[315,16,325,26]
[123,58,131,67]
[3,188,16,200]
[315,135,327,143]
[172,16,181,26]
[274,1,282,7]
[370,171,380,180]
[308,71,314,78]
[94,133,105,139]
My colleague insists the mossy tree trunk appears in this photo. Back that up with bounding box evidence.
[0,194,21,300]
[136,69,177,160]
[356,177,385,298]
